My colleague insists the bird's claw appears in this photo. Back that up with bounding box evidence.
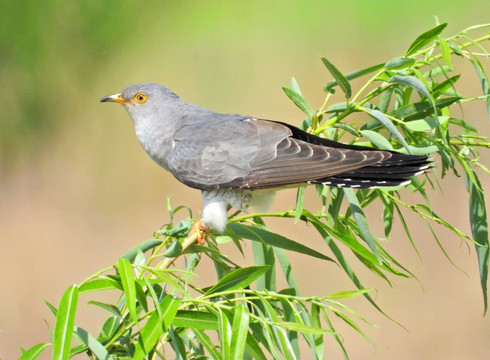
[189,219,210,245]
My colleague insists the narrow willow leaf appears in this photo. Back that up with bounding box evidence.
[467,171,489,313]
[230,305,250,359]
[278,322,335,335]
[406,23,448,56]
[280,300,300,357]
[331,310,372,344]
[379,87,393,113]
[217,309,232,359]
[448,118,479,132]
[87,301,121,318]
[19,343,51,360]
[169,326,186,360]
[324,62,385,93]
[53,285,79,360]
[274,247,299,294]
[439,37,452,67]
[75,327,114,360]
[388,74,434,105]
[362,107,410,153]
[321,57,352,98]
[360,130,393,150]
[380,192,395,237]
[78,278,123,294]
[228,223,333,261]
[101,316,120,339]
[205,266,270,295]
[117,258,138,323]
[245,332,268,360]
[469,57,490,118]
[295,186,306,224]
[403,116,450,132]
[194,330,221,359]
[328,288,372,299]
[133,296,180,360]
[261,299,293,360]
[384,57,415,70]
[323,314,348,360]
[380,96,461,123]
[311,304,324,360]
[121,239,162,261]
[282,87,315,117]
[173,310,219,330]
[291,77,302,94]
[432,74,460,98]
[163,240,183,258]
[344,189,381,263]
[252,241,275,291]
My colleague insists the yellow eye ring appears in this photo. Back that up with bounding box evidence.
[134,93,148,103]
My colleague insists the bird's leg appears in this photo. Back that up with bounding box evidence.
[189,219,210,245]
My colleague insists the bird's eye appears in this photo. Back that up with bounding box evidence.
[134,93,148,103]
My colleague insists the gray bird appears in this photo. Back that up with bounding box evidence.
[101,83,430,241]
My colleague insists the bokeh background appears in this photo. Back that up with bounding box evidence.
[1,1,489,359]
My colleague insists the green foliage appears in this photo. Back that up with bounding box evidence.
[20,23,489,359]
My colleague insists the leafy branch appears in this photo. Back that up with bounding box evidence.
[20,23,489,360]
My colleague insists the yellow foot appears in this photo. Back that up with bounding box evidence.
[189,219,210,245]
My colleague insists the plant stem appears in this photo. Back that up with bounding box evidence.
[160,232,198,269]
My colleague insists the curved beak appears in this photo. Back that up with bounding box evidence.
[100,93,126,103]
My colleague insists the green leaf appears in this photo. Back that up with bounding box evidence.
[403,116,449,132]
[217,309,232,359]
[311,304,324,360]
[278,321,335,335]
[361,108,410,152]
[431,74,460,98]
[87,301,121,317]
[324,62,385,93]
[230,305,250,359]
[327,288,372,299]
[133,296,180,360]
[282,87,315,117]
[467,171,489,314]
[173,310,219,330]
[121,239,162,261]
[163,240,183,258]
[261,298,292,360]
[53,285,79,360]
[228,223,334,261]
[244,332,268,360]
[469,57,490,119]
[295,186,306,224]
[321,57,352,98]
[117,258,137,323]
[193,330,221,359]
[360,130,393,150]
[74,327,115,360]
[388,74,434,104]
[382,96,461,122]
[169,326,186,360]
[344,189,381,263]
[384,57,415,70]
[252,241,276,291]
[205,266,270,295]
[19,343,50,360]
[406,23,448,56]
[274,247,299,294]
[78,278,123,294]
[439,37,452,67]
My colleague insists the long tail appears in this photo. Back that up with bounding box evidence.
[309,153,431,188]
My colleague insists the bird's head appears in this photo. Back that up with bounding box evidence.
[100,83,180,121]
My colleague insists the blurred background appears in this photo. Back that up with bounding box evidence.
[1,1,489,358]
